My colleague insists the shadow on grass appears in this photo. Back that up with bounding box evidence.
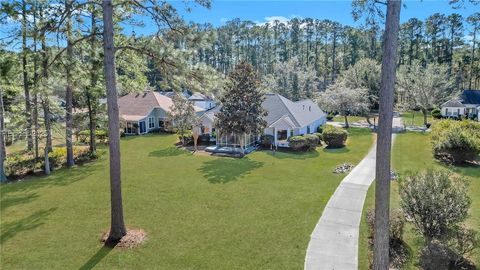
[0,192,40,210]
[0,160,102,197]
[264,149,319,159]
[0,207,57,244]
[149,147,187,157]
[199,158,264,184]
[78,245,115,270]
[322,146,350,154]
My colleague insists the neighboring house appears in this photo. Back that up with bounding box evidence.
[188,92,216,110]
[441,90,480,121]
[118,91,204,135]
[199,93,327,149]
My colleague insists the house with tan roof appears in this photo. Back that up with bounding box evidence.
[118,91,204,135]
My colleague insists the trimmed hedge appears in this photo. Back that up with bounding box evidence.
[431,120,480,164]
[322,125,348,148]
[288,134,318,151]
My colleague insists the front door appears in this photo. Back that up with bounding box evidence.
[139,121,146,134]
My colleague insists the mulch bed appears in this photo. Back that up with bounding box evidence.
[101,228,147,249]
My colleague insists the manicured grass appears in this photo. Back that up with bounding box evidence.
[1,128,374,269]
[400,111,433,127]
[6,123,66,155]
[359,132,480,269]
[333,115,366,123]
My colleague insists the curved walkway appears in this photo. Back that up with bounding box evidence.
[305,118,402,270]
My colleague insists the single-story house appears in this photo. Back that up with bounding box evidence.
[199,93,327,149]
[118,91,204,135]
[441,90,480,121]
[188,92,216,110]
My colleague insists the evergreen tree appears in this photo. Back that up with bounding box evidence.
[216,62,267,146]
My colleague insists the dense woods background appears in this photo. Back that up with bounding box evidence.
[0,1,479,154]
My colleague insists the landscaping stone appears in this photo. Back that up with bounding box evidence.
[333,163,355,174]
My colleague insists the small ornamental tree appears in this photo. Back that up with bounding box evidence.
[168,94,199,145]
[215,62,267,151]
[399,170,471,241]
[317,81,369,128]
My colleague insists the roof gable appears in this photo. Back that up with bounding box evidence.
[262,94,326,128]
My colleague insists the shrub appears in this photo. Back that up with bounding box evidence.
[288,136,307,151]
[49,146,93,168]
[366,209,407,268]
[304,134,319,150]
[322,125,348,148]
[431,108,442,119]
[178,130,193,145]
[5,146,96,178]
[313,132,323,144]
[316,126,323,133]
[399,170,471,240]
[260,134,274,147]
[431,120,480,164]
[78,129,108,143]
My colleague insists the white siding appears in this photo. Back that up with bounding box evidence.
[441,107,465,117]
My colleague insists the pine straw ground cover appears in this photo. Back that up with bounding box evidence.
[359,132,480,269]
[1,128,373,269]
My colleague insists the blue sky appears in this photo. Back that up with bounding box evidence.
[124,0,479,36]
[177,0,477,25]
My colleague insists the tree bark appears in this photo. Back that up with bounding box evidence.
[344,114,349,128]
[373,1,401,269]
[33,2,39,159]
[469,28,476,90]
[422,108,428,126]
[22,0,34,151]
[65,0,74,167]
[0,87,7,182]
[102,0,127,243]
[40,7,52,153]
[87,6,98,154]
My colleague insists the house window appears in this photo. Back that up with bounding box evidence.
[148,117,155,129]
[309,106,311,111]
[307,125,311,134]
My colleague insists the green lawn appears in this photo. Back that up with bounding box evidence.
[400,111,433,127]
[1,128,373,269]
[333,115,366,123]
[359,132,480,269]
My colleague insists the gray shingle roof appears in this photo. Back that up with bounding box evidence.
[461,90,480,105]
[441,99,465,108]
[262,94,326,128]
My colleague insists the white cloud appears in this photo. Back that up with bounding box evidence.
[256,15,303,27]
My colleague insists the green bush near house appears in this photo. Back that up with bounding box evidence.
[288,136,308,151]
[431,120,480,164]
[322,125,348,148]
[304,134,320,150]
[431,108,442,119]
[313,132,323,144]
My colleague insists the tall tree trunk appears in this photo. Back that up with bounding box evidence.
[332,31,337,82]
[344,114,349,128]
[0,87,7,182]
[22,0,34,151]
[33,2,39,159]
[470,29,476,90]
[373,1,401,269]
[65,0,74,167]
[87,7,98,154]
[102,0,127,243]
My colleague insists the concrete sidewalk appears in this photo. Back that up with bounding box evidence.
[304,118,401,270]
